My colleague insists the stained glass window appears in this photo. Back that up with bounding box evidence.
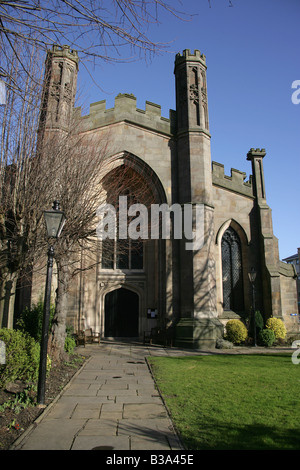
[221,227,244,312]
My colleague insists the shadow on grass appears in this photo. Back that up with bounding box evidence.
[182,419,300,450]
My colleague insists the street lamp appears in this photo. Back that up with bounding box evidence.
[248,267,257,347]
[43,200,66,238]
[37,201,66,405]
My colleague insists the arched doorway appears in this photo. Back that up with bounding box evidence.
[104,288,139,337]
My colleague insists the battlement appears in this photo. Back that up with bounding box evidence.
[247,148,266,160]
[76,93,175,136]
[212,161,253,198]
[48,44,79,63]
[175,49,206,67]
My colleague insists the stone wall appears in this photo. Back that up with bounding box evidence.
[279,261,299,335]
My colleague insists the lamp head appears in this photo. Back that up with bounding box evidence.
[44,200,66,238]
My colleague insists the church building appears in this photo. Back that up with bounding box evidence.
[33,45,298,348]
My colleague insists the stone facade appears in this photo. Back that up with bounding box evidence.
[283,248,300,316]
[32,46,299,347]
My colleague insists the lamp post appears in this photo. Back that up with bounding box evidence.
[248,267,257,347]
[37,201,66,406]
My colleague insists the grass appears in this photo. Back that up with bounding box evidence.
[148,354,300,450]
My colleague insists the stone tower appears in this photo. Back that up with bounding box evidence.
[39,45,79,136]
[174,50,223,348]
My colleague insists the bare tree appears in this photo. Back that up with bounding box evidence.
[0,36,156,365]
[0,38,47,328]
[41,127,113,361]
[0,0,189,84]
[44,129,157,361]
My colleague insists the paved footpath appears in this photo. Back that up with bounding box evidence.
[12,342,193,451]
[11,341,292,451]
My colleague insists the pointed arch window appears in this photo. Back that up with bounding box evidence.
[221,227,244,312]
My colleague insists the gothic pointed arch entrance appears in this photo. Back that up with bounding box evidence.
[104,287,139,337]
[97,151,169,340]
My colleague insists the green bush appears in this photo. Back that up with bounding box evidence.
[17,300,55,342]
[64,335,76,354]
[255,311,264,331]
[64,324,76,354]
[0,328,40,388]
[225,319,248,344]
[258,329,276,347]
[266,317,287,340]
[18,303,76,354]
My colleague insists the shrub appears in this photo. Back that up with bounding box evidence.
[64,324,76,354]
[0,328,40,388]
[17,300,55,342]
[225,319,248,344]
[64,335,76,354]
[258,329,276,347]
[255,311,264,331]
[266,317,287,340]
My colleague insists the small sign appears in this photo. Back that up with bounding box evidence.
[147,308,158,319]
[0,340,6,365]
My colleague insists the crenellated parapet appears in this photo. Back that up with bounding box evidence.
[212,161,253,198]
[50,44,79,63]
[75,93,176,136]
[175,49,207,68]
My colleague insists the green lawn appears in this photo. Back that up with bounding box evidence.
[148,354,300,450]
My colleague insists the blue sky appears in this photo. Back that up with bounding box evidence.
[77,0,299,260]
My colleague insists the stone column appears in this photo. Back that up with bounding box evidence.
[247,148,282,318]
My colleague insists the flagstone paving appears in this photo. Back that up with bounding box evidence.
[11,342,185,450]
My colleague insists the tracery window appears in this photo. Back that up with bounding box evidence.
[221,227,244,312]
[100,164,152,272]
[101,238,143,270]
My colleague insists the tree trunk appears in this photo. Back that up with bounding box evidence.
[49,256,71,363]
[0,273,18,329]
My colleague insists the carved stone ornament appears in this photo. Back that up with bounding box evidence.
[189,84,199,104]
